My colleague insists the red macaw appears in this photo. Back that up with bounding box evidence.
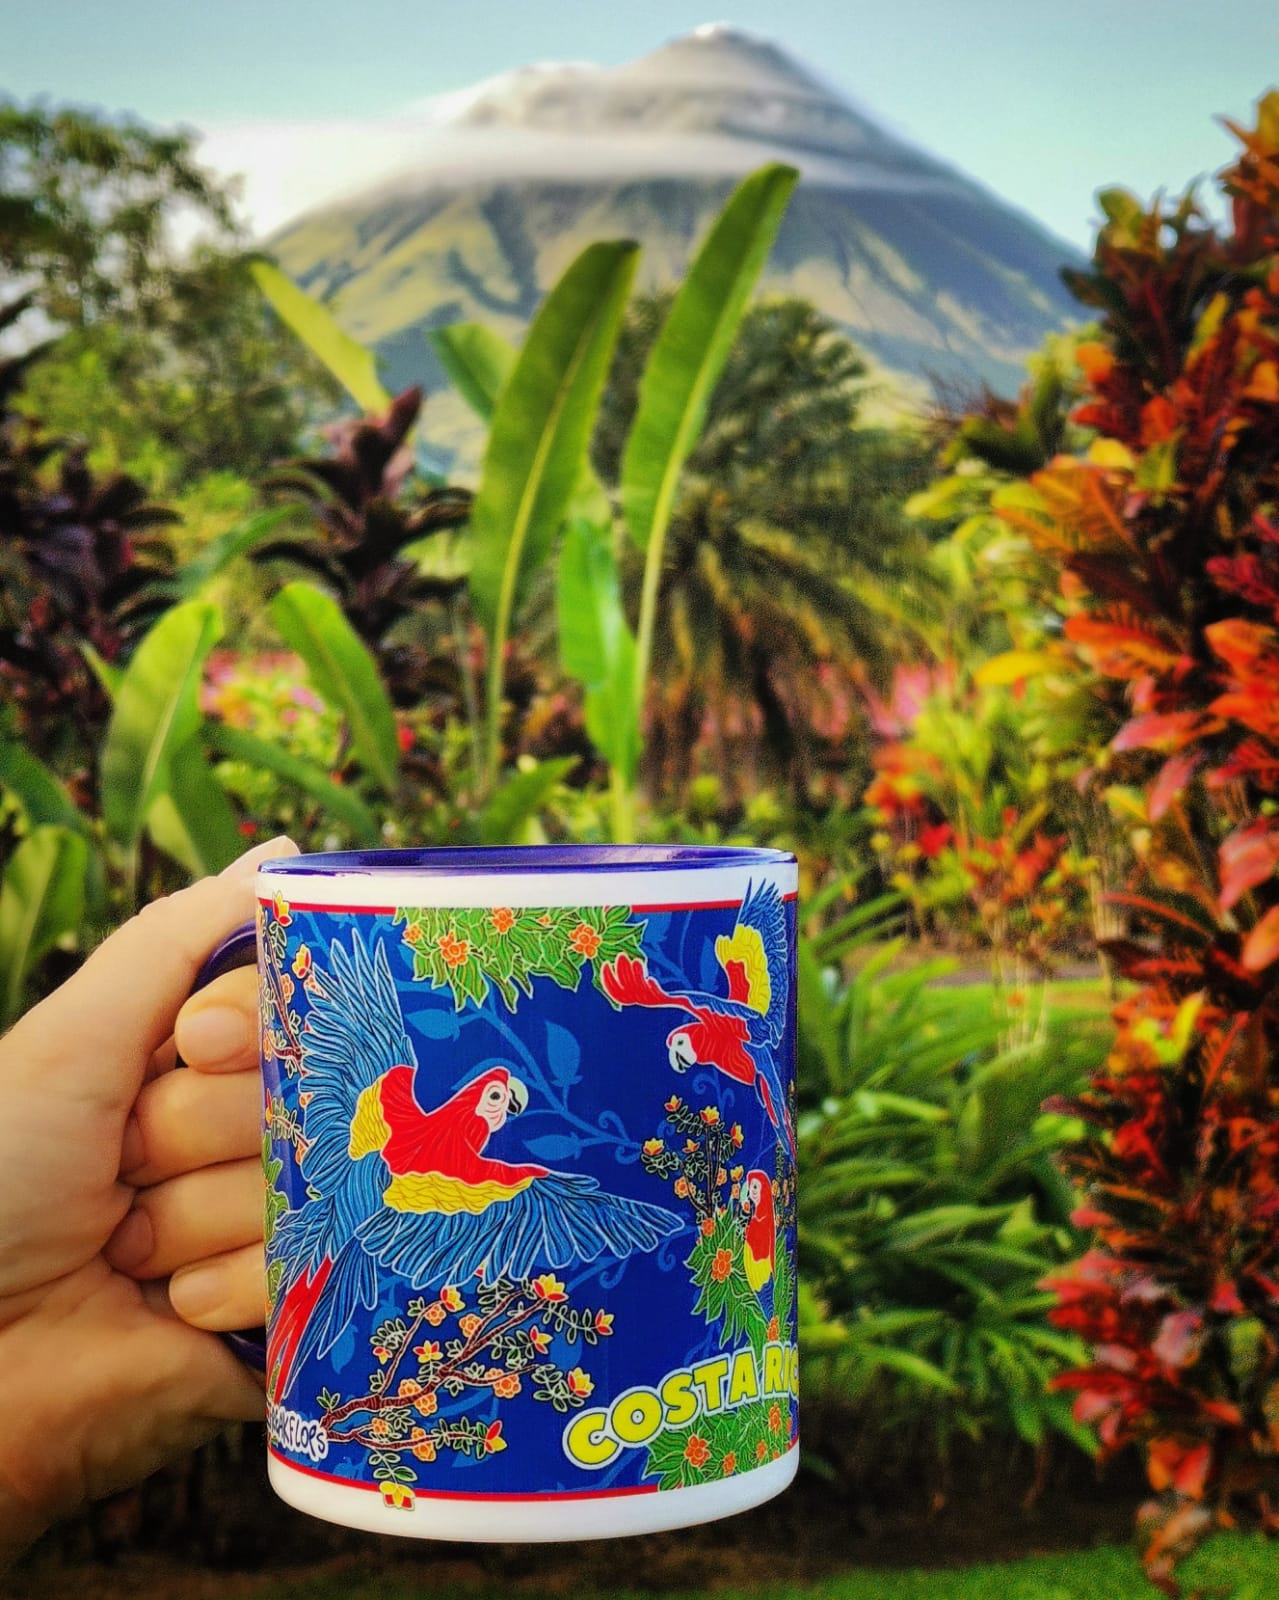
[601,881,794,1156]
[741,1168,776,1295]
[268,933,681,1400]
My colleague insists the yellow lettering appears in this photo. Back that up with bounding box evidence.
[788,1346,800,1397]
[660,1370,699,1428]
[611,1389,663,1446]
[563,1410,617,1469]
[692,1357,730,1413]
[763,1343,785,1395]
[728,1348,759,1406]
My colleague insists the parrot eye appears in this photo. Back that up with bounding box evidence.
[484,1085,504,1103]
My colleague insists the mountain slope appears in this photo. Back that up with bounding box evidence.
[270,25,1082,469]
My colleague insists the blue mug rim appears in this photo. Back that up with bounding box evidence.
[257,844,796,876]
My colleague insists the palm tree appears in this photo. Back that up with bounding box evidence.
[592,295,937,803]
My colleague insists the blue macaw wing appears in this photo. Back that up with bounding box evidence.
[733,879,790,1048]
[355,1170,684,1289]
[301,931,417,1200]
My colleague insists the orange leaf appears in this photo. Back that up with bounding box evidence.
[1204,617,1278,674]
[1242,905,1279,971]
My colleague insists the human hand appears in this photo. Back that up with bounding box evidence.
[0,837,297,1559]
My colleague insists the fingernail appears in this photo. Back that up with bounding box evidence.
[120,1116,144,1175]
[221,836,298,880]
[105,1207,153,1272]
[176,1005,253,1065]
[169,1262,227,1321]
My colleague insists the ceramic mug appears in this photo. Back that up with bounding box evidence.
[200,844,798,1540]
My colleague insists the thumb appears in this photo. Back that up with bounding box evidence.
[7,838,298,1111]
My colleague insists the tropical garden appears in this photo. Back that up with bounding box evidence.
[6,86,1279,1600]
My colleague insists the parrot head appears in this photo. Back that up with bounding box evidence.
[666,1021,709,1072]
[470,1066,528,1132]
[741,1169,774,1221]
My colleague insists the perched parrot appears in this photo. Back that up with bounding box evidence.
[740,1168,776,1296]
[268,933,682,1399]
[601,881,794,1156]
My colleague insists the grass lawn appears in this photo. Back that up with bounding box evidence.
[214,1535,1277,1600]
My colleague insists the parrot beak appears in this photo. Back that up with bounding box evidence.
[506,1075,528,1116]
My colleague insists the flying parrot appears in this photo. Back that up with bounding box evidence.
[267,932,682,1400]
[600,881,794,1157]
[740,1168,776,1296]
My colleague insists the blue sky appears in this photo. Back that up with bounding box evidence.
[3,0,1275,248]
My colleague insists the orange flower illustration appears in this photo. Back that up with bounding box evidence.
[397,1379,422,1399]
[403,921,425,947]
[459,1314,483,1337]
[665,1094,682,1112]
[673,1177,690,1198]
[490,906,516,933]
[766,1316,781,1342]
[370,1416,389,1437]
[722,1451,738,1475]
[437,932,471,968]
[414,1393,438,1417]
[684,1434,712,1469]
[569,922,602,958]
[768,1402,783,1434]
[701,1218,716,1237]
[412,1437,437,1462]
[730,1123,744,1148]
[756,1439,769,1463]
[700,1106,721,1126]
[711,1248,734,1282]
[493,1373,522,1399]
[531,1273,567,1302]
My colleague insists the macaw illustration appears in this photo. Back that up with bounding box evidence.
[740,1168,776,1295]
[268,933,682,1399]
[601,881,793,1156]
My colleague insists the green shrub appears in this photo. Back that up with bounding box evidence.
[797,909,1111,1463]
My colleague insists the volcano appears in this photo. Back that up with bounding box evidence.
[268,24,1082,469]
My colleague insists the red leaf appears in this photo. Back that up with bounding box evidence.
[1241,904,1279,971]
[1149,752,1202,821]
[1210,1280,1245,1314]
[1113,712,1216,753]
[1219,821,1279,910]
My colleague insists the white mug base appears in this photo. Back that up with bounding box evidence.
[268,1445,798,1541]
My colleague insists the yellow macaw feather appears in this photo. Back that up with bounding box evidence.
[744,1242,773,1293]
[383,1171,535,1214]
[715,924,772,1015]
[348,1080,392,1159]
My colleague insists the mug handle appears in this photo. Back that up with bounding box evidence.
[183,921,268,1373]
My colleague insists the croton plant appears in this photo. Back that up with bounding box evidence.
[993,94,1279,1591]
